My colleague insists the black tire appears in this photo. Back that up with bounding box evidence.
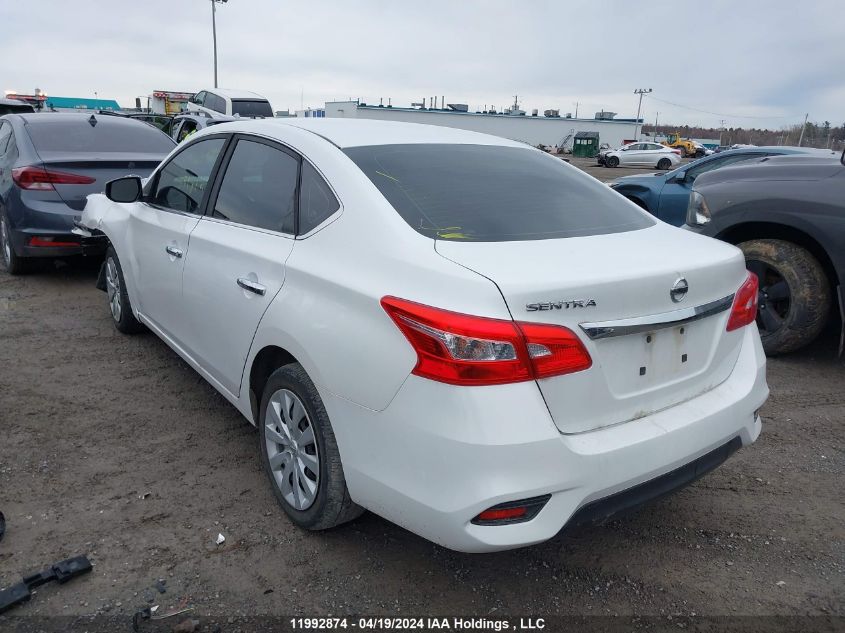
[0,211,30,275]
[739,239,831,355]
[606,156,619,168]
[657,158,672,170]
[259,363,363,530]
[104,246,145,334]
[695,150,706,158]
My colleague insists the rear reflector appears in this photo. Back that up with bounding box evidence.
[726,271,759,331]
[12,166,96,191]
[472,495,551,526]
[381,296,591,386]
[29,236,80,248]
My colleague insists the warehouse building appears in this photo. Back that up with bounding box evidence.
[323,100,640,149]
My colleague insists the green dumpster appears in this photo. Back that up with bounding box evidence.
[572,131,600,158]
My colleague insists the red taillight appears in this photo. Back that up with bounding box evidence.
[381,296,592,386]
[29,236,80,248]
[12,166,96,190]
[726,272,759,331]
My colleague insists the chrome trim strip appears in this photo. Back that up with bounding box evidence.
[579,294,735,340]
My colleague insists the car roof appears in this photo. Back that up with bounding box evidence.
[0,97,33,106]
[14,112,158,127]
[204,88,267,100]
[205,118,528,149]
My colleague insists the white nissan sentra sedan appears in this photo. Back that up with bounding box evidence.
[77,119,768,552]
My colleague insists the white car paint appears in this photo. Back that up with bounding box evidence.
[80,119,768,552]
[604,141,683,168]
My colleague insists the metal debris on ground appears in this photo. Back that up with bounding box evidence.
[215,532,226,545]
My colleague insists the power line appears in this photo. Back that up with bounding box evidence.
[645,95,797,121]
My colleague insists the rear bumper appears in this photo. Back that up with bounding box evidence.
[6,199,105,258]
[323,325,768,552]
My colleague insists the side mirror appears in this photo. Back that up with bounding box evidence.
[105,176,142,203]
[669,170,688,183]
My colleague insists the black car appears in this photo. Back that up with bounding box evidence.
[0,113,176,274]
[685,153,844,355]
[0,98,35,115]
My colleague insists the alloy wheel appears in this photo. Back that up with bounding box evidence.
[264,389,320,511]
[105,257,122,322]
[747,259,790,335]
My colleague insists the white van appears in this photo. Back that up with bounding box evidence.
[186,88,272,118]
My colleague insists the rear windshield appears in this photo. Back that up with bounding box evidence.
[0,103,34,115]
[344,144,654,241]
[231,99,273,118]
[25,117,175,154]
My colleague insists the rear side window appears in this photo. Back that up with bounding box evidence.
[206,93,226,113]
[299,162,339,233]
[152,137,225,213]
[0,123,11,157]
[212,139,298,233]
[25,118,175,154]
[231,99,273,118]
[344,144,653,241]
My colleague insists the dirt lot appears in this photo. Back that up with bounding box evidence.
[0,242,843,629]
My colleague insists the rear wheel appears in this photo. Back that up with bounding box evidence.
[739,239,831,354]
[0,212,29,275]
[606,156,619,168]
[657,158,672,170]
[104,246,145,334]
[259,363,363,530]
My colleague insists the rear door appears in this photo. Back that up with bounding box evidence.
[128,136,228,343]
[179,135,300,395]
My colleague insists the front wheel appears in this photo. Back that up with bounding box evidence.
[657,158,672,170]
[606,156,619,168]
[739,239,831,354]
[104,246,145,334]
[259,363,363,530]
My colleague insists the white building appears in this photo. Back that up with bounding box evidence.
[324,101,640,149]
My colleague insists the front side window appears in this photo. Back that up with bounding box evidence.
[345,144,653,242]
[686,153,765,182]
[299,162,340,234]
[151,137,225,213]
[212,139,298,233]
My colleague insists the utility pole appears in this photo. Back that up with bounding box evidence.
[719,119,725,146]
[634,88,652,140]
[574,101,579,118]
[653,112,659,140]
[211,0,229,89]
[797,113,809,147]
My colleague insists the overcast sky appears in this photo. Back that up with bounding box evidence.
[1,0,842,129]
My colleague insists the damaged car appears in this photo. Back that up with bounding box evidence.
[76,119,768,552]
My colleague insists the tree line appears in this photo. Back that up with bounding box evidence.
[646,121,844,149]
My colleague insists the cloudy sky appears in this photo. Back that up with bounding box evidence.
[1,0,842,129]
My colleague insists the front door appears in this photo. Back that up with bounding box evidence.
[180,136,299,395]
[129,136,227,344]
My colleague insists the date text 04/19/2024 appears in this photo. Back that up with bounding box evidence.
[290,617,546,630]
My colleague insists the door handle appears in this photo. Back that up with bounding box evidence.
[165,245,183,258]
[237,277,266,296]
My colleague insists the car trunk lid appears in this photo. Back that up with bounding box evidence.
[37,152,162,211]
[436,225,748,434]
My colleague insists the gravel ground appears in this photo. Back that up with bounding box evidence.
[0,239,842,630]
